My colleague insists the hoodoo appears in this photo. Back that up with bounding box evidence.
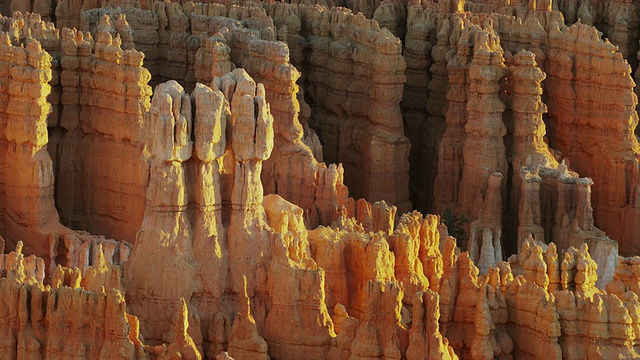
[2,0,640,358]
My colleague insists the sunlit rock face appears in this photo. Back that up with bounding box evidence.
[2,0,640,358]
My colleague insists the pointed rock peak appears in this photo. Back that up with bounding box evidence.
[164,298,203,360]
[94,244,107,269]
[216,352,234,360]
[116,14,130,28]
[240,275,252,319]
[176,298,190,341]
[15,241,24,255]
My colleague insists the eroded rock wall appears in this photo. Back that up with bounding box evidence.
[301,6,411,212]
[0,32,65,257]
[56,29,151,243]
[1,0,640,359]
[545,22,640,255]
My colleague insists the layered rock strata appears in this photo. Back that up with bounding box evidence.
[0,33,65,257]
[124,71,338,359]
[301,6,411,212]
[545,22,640,255]
[55,29,151,243]
[1,0,640,359]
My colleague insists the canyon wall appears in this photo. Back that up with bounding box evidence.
[545,22,640,255]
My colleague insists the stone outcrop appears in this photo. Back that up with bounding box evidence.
[458,33,509,272]
[0,242,45,284]
[430,22,510,271]
[0,18,137,277]
[81,6,162,72]
[458,30,508,216]
[238,38,323,222]
[124,70,338,359]
[194,33,234,85]
[0,11,66,217]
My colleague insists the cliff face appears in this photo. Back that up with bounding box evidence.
[400,4,640,266]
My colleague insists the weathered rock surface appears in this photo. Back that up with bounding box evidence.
[0,34,64,259]
[124,70,337,359]
[1,0,640,359]
[54,29,151,244]
[302,7,411,212]
[0,244,148,359]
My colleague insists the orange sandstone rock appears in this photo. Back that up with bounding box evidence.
[1,1,640,359]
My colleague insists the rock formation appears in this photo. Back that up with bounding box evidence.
[0,243,148,359]
[402,4,439,212]
[56,29,151,243]
[0,34,63,258]
[124,70,339,358]
[545,22,640,256]
[1,0,640,359]
[301,6,411,212]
